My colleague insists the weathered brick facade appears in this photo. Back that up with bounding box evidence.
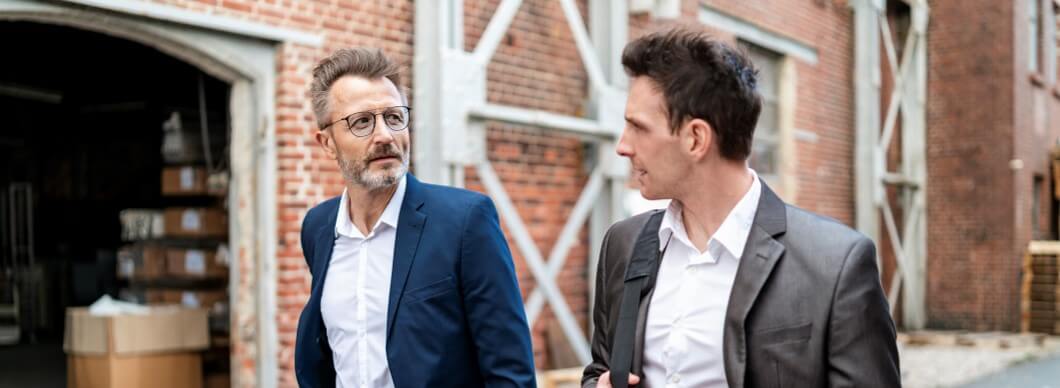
[23,0,1024,386]
[927,0,1060,331]
[129,0,864,385]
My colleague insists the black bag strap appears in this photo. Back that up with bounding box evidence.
[609,210,668,388]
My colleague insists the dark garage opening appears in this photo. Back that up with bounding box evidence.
[0,22,232,388]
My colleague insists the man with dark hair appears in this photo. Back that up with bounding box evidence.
[294,47,536,388]
[582,27,900,388]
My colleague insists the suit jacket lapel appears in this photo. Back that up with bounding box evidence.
[723,184,787,388]
[386,175,427,341]
[307,199,341,335]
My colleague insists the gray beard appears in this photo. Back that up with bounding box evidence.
[338,148,409,190]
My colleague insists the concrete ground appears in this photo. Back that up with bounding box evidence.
[0,339,65,388]
[900,331,1060,388]
[959,353,1060,388]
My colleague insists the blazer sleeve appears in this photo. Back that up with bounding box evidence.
[459,196,537,388]
[301,208,316,271]
[827,237,901,387]
[581,228,614,388]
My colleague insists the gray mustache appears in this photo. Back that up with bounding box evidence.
[365,146,403,162]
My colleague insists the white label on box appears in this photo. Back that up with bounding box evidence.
[181,291,200,307]
[119,258,135,276]
[180,167,195,190]
[182,209,201,231]
[185,250,206,274]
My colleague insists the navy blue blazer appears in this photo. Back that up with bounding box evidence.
[294,174,536,388]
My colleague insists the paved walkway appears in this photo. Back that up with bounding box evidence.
[959,354,1060,388]
[901,332,1060,388]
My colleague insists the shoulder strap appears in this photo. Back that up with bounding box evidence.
[609,210,667,388]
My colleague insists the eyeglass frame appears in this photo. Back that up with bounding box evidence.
[319,105,412,137]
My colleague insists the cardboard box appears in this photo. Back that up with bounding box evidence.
[149,289,226,309]
[68,352,202,388]
[64,307,209,356]
[162,166,208,196]
[116,245,166,280]
[164,208,227,238]
[119,209,164,241]
[166,248,227,278]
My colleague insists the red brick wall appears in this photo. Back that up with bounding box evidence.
[463,0,593,369]
[1012,0,1060,329]
[73,0,860,385]
[926,0,1016,330]
[137,1,416,386]
[144,0,598,380]
[695,0,857,224]
[631,0,856,223]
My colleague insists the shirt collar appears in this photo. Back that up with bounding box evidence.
[658,169,762,262]
[334,174,407,239]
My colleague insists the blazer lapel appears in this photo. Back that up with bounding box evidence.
[723,184,787,388]
[306,198,341,336]
[386,175,427,341]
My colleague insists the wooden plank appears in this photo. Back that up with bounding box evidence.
[1031,266,1058,276]
[1023,251,1034,332]
[1031,255,1057,264]
[1028,241,1060,255]
[1053,160,1060,199]
[1028,311,1057,320]
[1031,284,1059,294]
[1030,301,1058,311]
[1031,292,1056,302]
[1032,277,1059,285]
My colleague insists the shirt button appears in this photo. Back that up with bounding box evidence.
[671,374,681,383]
[687,266,697,274]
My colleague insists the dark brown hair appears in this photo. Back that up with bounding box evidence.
[622,26,762,161]
[310,48,403,129]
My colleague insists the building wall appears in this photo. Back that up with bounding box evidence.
[93,0,858,385]
[1012,0,1060,329]
[138,0,595,382]
[673,0,857,224]
[462,0,593,369]
[926,0,1017,330]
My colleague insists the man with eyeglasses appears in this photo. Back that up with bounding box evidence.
[294,48,536,388]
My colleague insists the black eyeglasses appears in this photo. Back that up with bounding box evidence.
[321,106,411,137]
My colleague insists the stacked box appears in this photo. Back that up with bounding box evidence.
[1021,241,1060,335]
[64,307,209,388]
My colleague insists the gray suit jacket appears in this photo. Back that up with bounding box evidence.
[582,184,900,388]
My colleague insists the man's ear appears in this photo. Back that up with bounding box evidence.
[684,118,713,161]
[316,129,339,160]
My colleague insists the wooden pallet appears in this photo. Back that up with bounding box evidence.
[1022,241,1060,334]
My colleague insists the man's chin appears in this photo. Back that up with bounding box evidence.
[640,191,663,201]
[361,166,405,187]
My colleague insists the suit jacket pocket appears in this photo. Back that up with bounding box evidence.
[758,322,814,388]
[404,276,455,303]
[755,321,812,346]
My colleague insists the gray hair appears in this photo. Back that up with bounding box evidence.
[310,48,403,129]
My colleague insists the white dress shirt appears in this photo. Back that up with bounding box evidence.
[321,176,406,388]
[642,171,761,388]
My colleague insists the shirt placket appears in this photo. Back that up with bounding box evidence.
[665,257,698,388]
[357,238,369,388]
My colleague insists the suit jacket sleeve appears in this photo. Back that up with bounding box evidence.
[301,208,316,270]
[581,228,613,388]
[459,197,537,388]
[827,237,901,387]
